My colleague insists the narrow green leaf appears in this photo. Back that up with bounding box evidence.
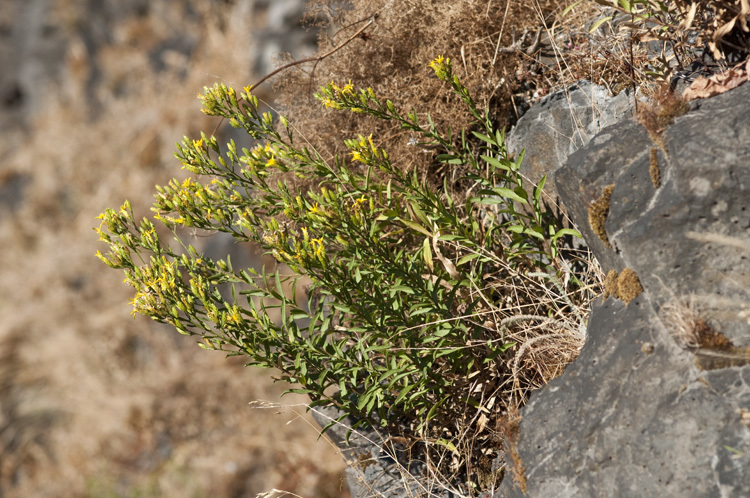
[422,237,434,272]
[457,253,481,266]
[480,154,511,172]
[534,176,547,202]
[356,392,371,411]
[436,154,464,164]
[434,438,459,455]
[400,218,432,237]
[589,15,613,33]
[551,228,582,242]
[561,0,583,17]
[493,187,528,204]
[471,131,496,146]
[394,383,418,405]
[472,196,503,205]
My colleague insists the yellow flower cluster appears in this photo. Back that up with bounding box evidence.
[321,80,356,110]
[429,55,450,80]
[242,142,277,170]
[127,256,180,318]
[349,134,381,164]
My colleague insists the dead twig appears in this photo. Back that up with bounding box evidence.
[495,26,543,56]
[251,14,378,92]
[211,14,379,136]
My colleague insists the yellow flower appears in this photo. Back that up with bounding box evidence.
[350,150,363,163]
[311,238,325,261]
[228,305,242,324]
[266,156,276,167]
[429,55,450,79]
[323,97,342,110]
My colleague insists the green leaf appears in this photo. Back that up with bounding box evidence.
[436,154,464,165]
[534,176,547,203]
[480,154,511,172]
[561,0,583,17]
[390,285,415,294]
[472,196,503,205]
[400,218,432,237]
[422,237,434,272]
[456,252,481,266]
[471,131,496,146]
[493,187,528,204]
[434,438,459,455]
[589,15,613,33]
[551,228,582,242]
[356,392,372,411]
[289,310,310,321]
[394,383,418,405]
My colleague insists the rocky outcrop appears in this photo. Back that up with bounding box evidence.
[506,81,633,199]
[496,81,750,497]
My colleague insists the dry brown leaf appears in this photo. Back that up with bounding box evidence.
[476,412,489,434]
[682,59,750,101]
[742,0,750,31]
[679,2,698,33]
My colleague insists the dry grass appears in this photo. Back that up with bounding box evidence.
[273,0,564,186]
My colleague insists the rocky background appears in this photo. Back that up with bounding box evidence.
[0,1,349,497]
[496,75,750,497]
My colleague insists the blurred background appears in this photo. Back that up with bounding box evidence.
[0,0,349,496]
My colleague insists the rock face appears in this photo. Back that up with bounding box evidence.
[506,81,633,199]
[496,82,750,497]
[311,406,454,498]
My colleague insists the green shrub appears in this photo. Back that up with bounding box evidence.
[96,55,593,452]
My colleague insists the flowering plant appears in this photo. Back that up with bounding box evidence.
[96,56,592,438]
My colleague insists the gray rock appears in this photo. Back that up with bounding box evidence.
[496,82,750,497]
[496,297,750,498]
[506,81,633,199]
[311,406,456,498]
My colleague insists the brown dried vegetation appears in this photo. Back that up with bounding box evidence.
[272,0,564,184]
[660,298,750,370]
[616,268,643,305]
[649,147,662,188]
[588,184,615,248]
[637,83,690,150]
